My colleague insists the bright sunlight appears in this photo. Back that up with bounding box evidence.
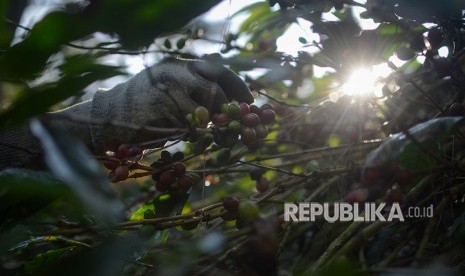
[342,64,393,97]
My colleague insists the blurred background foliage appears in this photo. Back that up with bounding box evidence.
[1,0,465,275]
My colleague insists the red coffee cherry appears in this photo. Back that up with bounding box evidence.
[159,170,176,186]
[178,174,194,189]
[239,102,250,117]
[242,113,260,127]
[103,159,120,170]
[117,145,129,159]
[260,109,276,125]
[223,197,240,212]
[172,162,186,177]
[241,127,257,145]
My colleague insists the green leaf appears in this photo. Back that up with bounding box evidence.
[153,192,190,218]
[30,120,121,224]
[365,117,464,168]
[0,168,76,227]
[0,63,123,129]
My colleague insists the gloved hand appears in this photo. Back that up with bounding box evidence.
[87,57,253,153]
[0,57,253,169]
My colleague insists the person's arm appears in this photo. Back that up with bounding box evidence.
[0,57,253,169]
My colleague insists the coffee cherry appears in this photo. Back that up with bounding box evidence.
[220,103,229,115]
[160,150,172,164]
[213,113,230,126]
[239,102,250,117]
[448,103,465,116]
[200,133,212,146]
[249,167,265,181]
[228,120,242,133]
[223,197,240,212]
[260,109,276,125]
[172,162,186,177]
[159,170,176,186]
[172,151,185,162]
[246,140,261,151]
[256,177,269,192]
[249,104,261,115]
[195,106,210,125]
[178,174,194,189]
[103,159,119,170]
[221,209,239,221]
[242,113,260,127]
[255,124,268,139]
[111,165,129,183]
[227,103,242,120]
[260,103,274,111]
[128,146,142,158]
[156,181,169,193]
[117,145,129,159]
[241,127,257,145]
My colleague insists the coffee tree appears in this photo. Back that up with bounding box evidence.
[1,0,465,275]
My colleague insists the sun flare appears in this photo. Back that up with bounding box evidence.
[342,65,392,97]
[343,69,377,96]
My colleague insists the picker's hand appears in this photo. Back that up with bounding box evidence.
[88,57,253,153]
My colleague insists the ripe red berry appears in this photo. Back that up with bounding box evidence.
[256,178,269,192]
[249,167,265,181]
[117,145,129,159]
[156,181,169,193]
[241,127,257,145]
[249,104,261,115]
[260,109,276,125]
[103,159,120,170]
[221,210,239,221]
[172,162,186,177]
[242,113,260,127]
[110,165,129,183]
[128,146,142,157]
[239,102,250,117]
[223,197,239,212]
[213,113,230,126]
[255,124,268,139]
[260,103,274,112]
[178,174,194,189]
[159,170,176,186]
